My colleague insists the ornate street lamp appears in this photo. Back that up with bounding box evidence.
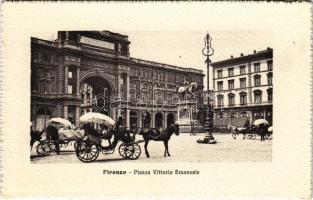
[199,33,216,143]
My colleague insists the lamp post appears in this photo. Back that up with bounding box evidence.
[201,33,216,143]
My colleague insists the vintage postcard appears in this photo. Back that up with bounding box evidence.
[0,2,312,199]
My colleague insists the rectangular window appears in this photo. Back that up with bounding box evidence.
[240,78,246,88]
[68,71,73,79]
[267,60,273,70]
[217,70,223,78]
[240,65,246,75]
[228,80,234,90]
[68,85,73,94]
[228,68,234,77]
[217,81,223,91]
[254,63,260,72]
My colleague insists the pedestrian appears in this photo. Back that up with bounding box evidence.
[259,124,266,141]
[46,123,60,154]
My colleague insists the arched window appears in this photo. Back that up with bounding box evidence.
[217,95,224,107]
[239,92,247,105]
[267,88,273,102]
[254,90,262,103]
[228,93,235,106]
[267,72,273,85]
[254,74,261,86]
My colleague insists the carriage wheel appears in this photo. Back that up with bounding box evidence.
[49,142,56,152]
[126,143,141,160]
[36,141,50,156]
[75,141,99,163]
[118,143,128,158]
[119,143,141,160]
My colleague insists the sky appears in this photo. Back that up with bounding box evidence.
[36,29,273,91]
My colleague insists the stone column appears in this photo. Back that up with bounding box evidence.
[126,74,130,101]
[90,88,93,103]
[75,106,80,127]
[63,105,68,119]
[177,108,180,120]
[76,67,80,96]
[151,111,155,128]
[164,112,167,129]
[64,65,68,94]
[117,73,121,98]
[112,108,116,121]
[138,111,142,128]
[117,108,121,119]
[126,108,130,129]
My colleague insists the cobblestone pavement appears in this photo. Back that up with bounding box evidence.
[30,133,272,163]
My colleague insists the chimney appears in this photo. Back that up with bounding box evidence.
[240,53,244,57]
[253,50,257,54]
[230,55,233,59]
[267,47,271,50]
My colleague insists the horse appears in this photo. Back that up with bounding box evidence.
[176,82,198,97]
[230,124,257,140]
[139,124,179,158]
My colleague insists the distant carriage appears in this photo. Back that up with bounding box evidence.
[36,118,85,156]
[230,119,272,140]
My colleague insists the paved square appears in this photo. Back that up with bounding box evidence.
[30,133,272,163]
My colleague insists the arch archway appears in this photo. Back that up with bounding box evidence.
[155,112,163,129]
[80,74,114,116]
[35,107,52,131]
[167,113,175,127]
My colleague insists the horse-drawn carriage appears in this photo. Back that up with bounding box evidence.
[74,112,142,163]
[36,118,85,156]
[230,119,272,140]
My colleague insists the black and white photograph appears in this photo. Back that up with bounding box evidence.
[30,30,273,163]
[1,2,311,199]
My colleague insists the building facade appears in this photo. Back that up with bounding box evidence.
[31,31,204,131]
[211,48,273,130]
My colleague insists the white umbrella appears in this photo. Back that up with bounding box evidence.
[79,112,115,127]
[49,118,72,127]
[268,126,273,132]
[253,119,269,126]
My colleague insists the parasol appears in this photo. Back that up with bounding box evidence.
[79,112,115,127]
[253,119,269,126]
[49,118,72,127]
